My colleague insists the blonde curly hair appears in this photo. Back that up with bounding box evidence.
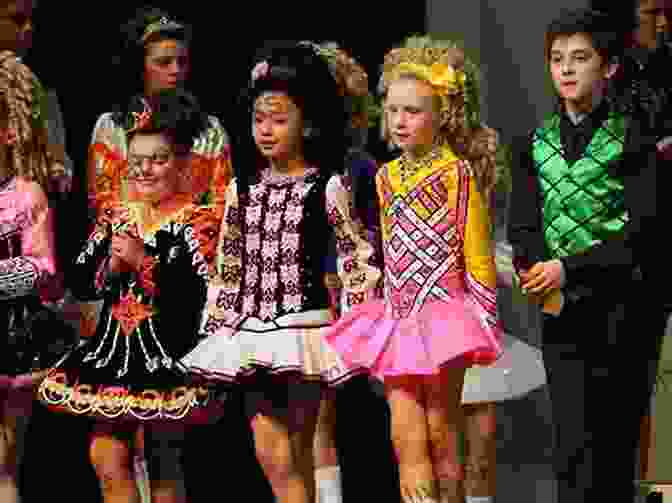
[380,35,499,199]
[300,41,376,129]
[0,51,61,190]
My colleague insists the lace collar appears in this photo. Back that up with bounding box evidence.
[260,167,320,187]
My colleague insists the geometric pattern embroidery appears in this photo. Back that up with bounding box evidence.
[533,113,628,259]
[380,165,467,319]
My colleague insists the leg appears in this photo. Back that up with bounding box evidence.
[0,395,19,503]
[146,425,186,503]
[313,388,342,503]
[385,375,438,503]
[133,426,151,503]
[542,340,589,503]
[463,403,496,500]
[425,366,467,503]
[89,424,140,503]
[247,379,321,503]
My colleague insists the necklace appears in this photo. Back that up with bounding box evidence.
[397,144,443,182]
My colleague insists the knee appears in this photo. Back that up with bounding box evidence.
[390,423,429,463]
[89,435,133,489]
[251,416,295,480]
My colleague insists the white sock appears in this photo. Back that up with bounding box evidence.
[315,465,343,503]
[465,497,493,503]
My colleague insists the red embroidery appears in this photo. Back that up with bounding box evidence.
[111,290,155,335]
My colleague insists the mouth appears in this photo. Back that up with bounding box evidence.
[394,133,410,141]
[561,82,577,89]
[258,142,277,150]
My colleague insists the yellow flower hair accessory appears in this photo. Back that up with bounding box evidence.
[390,61,466,95]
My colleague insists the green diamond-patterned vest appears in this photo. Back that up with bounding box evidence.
[532,112,628,259]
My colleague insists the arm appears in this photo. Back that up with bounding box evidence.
[0,178,59,301]
[506,134,545,273]
[462,164,500,334]
[44,89,72,192]
[200,180,244,334]
[68,204,117,301]
[326,175,382,313]
[192,116,233,212]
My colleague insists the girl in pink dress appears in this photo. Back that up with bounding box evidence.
[326,36,502,503]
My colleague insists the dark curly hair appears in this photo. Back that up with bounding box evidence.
[234,41,348,197]
[125,89,208,152]
[545,8,626,64]
[111,5,192,120]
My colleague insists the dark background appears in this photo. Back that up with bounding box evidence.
[19,2,425,502]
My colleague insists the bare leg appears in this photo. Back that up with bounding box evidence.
[0,394,19,503]
[463,403,496,498]
[147,426,186,503]
[249,381,321,503]
[90,426,140,503]
[313,389,342,503]
[386,376,439,503]
[425,366,467,503]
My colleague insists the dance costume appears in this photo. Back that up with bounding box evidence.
[38,195,221,422]
[508,97,646,501]
[326,143,502,377]
[182,168,381,384]
[0,177,60,375]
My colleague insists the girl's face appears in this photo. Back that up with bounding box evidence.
[144,38,190,95]
[385,77,440,157]
[127,132,185,203]
[253,91,304,161]
[549,33,618,107]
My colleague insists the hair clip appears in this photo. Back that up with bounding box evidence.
[251,61,270,82]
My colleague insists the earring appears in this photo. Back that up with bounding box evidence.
[303,126,314,139]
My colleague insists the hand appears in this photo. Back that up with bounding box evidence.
[111,233,145,271]
[520,260,565,296]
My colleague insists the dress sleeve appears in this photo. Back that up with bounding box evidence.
[69,203,117,301]
[191,116,233,213]
[506,134,546,273]
[200,180,244,334]
[87,113,125,211]
[326,175,382,313]
[0,178,58,301]
[44,89,73,182]
[462,163,500,335]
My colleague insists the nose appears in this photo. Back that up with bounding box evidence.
[256,119,273,136]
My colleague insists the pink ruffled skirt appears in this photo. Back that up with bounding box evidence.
[325,297,502,380]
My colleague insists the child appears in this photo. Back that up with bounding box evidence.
[181,42,381,503]
[326,36,503,503]
[38,89,221,503]
[507,8,647,502]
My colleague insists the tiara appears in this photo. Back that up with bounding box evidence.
[141,16,184,44]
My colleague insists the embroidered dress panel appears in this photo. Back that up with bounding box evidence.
[533,113,628,258]
[378,148,466,319]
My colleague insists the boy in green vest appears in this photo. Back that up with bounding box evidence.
[508,8,652,503]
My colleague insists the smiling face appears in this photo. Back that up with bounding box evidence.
[252,91,304,162]
[144,38,190,95]
[0,0,33,52]
[549,33,618,110]
[127,132,184,203]
[384,76,440,157]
